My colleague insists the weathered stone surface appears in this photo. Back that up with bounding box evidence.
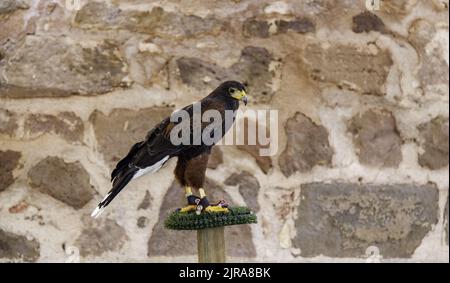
[177,46,276,103]
[75,3,223,38]
[381,0,418,17]
[0,150,21,192]
[243,16,314,38]
[137,216,149,228]
[302,43,393,95]
[225,171,260,212]
[0,109,17,136]
[235,118,273,174]
[24,112,84,142]
[276,18,315,34]
[90,107,173,167]
[235,46,275,103]
[349,110,402,168]
[0,0,28,14]
[75,217,128,257]
[28,157,93,209]
[237,144,273,174]
[177,57,228,90]
[0,36,128,98]
[207,146,223,169]
[417,116,449,170]
[137,191,152,210]
[242,18,270,38]
[0,229,39,262]
[445,198,449,245]
[352,12,385,33]
[408,20,449,96]
[131,50,169,87]
[148,179,256,257]
[279,113,333,177]
[293,183,439,258]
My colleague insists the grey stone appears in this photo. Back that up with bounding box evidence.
[352,12,385,33]
[243,17,315,38]
[348,109,402,168]
[293,183,439,258]
[235,46,275,103]
[279,113,333,177]
[0,108,17,136]
[24,112,84,143]
[148,179,256,257]
[137,217,149,229]
[0,229,39,262]
[303,43,393,96]
[417,116,449,170]
[138,191,152,210]
[0,150,21,192]
[242,18,270,38]
[90,107,173,168]
[0,36,128,98]
[177,57,228,90]
[275,18,315,34]
[225,171,260,212]
[0,0,29,15]
[28,157,94,209]
[177,46,276,103]
[75,217,128,257]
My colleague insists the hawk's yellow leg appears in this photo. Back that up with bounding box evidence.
[179,186,198,213]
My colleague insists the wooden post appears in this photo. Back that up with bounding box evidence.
[197,227,225,263]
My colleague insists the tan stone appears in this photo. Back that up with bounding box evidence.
[0,36,128,98]
[302,43,393,96]
[74,3,223,38]
[24,112,84,143]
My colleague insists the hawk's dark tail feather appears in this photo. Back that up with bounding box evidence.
[91,168,138,218]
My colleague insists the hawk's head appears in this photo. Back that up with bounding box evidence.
[217,81,248,106]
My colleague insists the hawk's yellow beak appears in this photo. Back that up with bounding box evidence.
[231,90,248,105]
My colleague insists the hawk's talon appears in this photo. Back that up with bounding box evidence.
[204,205,229,213]
[196,197,229,214]
[178,205,197,213]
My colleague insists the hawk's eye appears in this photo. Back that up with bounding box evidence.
[229,88,236,95]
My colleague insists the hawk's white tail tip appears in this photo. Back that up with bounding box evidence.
[91,206,105,219]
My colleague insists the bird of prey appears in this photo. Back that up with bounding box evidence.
[91,81,248,218]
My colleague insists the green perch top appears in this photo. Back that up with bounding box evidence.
[165,206,257,230]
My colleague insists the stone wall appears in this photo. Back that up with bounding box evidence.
[0,0,448,262]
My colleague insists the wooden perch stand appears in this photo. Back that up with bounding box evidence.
[197,227,225,263]
[165,206,257,263]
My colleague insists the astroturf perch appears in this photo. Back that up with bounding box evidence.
[91,81,248,218]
